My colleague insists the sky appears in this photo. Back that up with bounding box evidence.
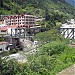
[65,0,75,7]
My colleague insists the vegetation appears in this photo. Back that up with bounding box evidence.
[0,28,73,75]
[34,29,65,44]
[0,0,75,27]
[1,40,75,75]
[0,37,4,41]
[0,0,75,75]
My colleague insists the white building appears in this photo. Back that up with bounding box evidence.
[0,42,9,53]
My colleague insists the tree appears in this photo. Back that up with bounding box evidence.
[0,0,3,7]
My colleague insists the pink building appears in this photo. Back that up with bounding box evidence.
[1,14,36,28]
[0,14,41,36]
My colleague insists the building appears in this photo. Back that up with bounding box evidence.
[0,14,41,52]
[0,25,18,35]
[35,16,45,22]
[65,0,75,7]
[0,14,41,35]
[0,42,9,53]
[2,14,36,28]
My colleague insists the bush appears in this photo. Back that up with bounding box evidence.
[34,29,66,45]
[39,41,66,56]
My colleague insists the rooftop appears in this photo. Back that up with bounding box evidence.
[0,25,18,31]
[60,19,75,28]
[0,42,8,45]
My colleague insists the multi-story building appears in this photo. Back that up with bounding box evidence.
[0,14,41,36]
[1,14,36,28]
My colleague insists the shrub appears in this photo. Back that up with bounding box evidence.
[39,41,66,56]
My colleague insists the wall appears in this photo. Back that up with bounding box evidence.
[0,43,8,52]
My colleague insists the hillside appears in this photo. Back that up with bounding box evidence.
[1,1,75,75]
[0,0,75,17]
[0,0,75,28]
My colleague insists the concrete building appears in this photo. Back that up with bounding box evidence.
[35,16,45,22]
[2,14,36,28]
[0,14,41,51]
[0,25,18,35]
[0,42,9,52]
[0,14,41,35]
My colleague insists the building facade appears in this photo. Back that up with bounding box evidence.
[1,14,36,28]
[0,42,9,53]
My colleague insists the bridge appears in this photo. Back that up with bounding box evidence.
[0,26,50,39]
[10,26,50,39]
[60,27,75,39]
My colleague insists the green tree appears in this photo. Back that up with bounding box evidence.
[0,0,3,7]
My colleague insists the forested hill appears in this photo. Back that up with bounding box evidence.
[0,0,75,27]
[1,1,75,75]
[0,0,75,16]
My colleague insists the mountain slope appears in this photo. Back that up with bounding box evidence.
[0,0,75,16]
[0,0,75,27]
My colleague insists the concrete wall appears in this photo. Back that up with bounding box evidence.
[0,43,8,52]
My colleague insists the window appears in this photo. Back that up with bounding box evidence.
[22,19,25,21]
[26,19,28,21]
[22,16,24,18]
[26,16,28,18]
[0,49,2,51]
[29,22,32,24]
[1,30,6,32]
[26,22,28,24]
[22,22,24,24]
[29,19,32,21]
